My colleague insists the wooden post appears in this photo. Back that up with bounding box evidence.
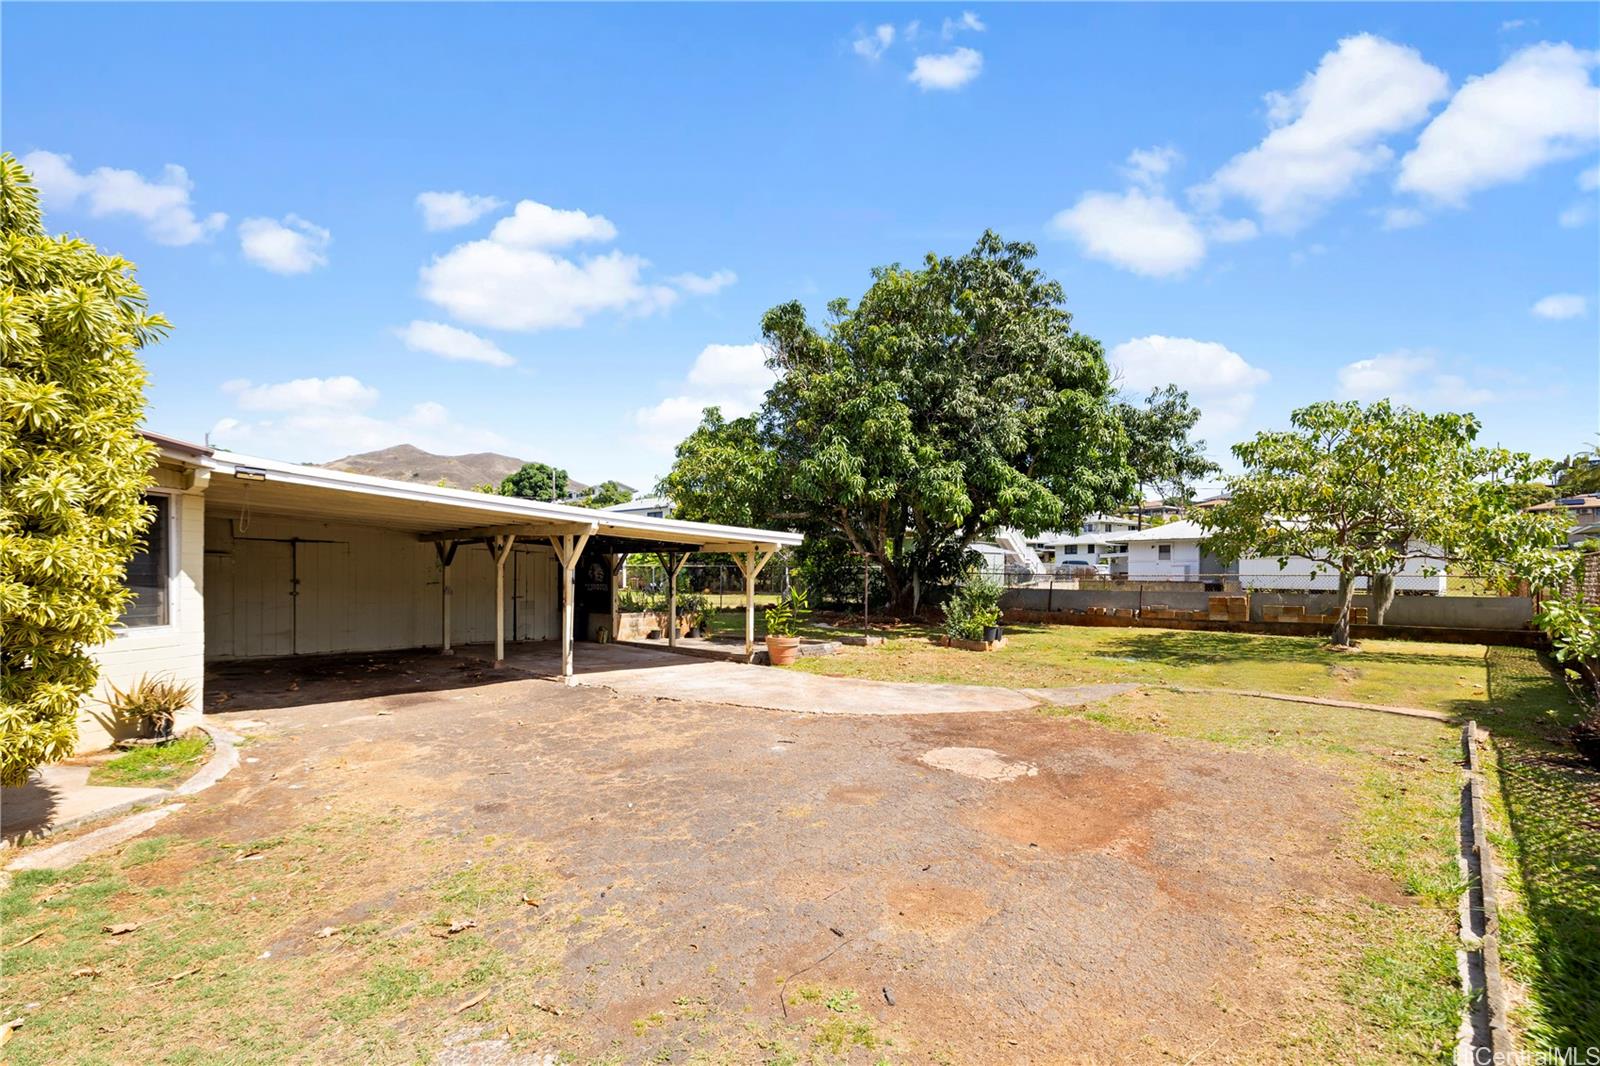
[434,540,458,655]
[665,552,686,649]
[734,547,776,663]
[609,553,626,643]
[489,535,516,665]
[549,529,593,684]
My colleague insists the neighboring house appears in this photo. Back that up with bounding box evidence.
[1026,514,1137,570]
[1527,495,1600,546]
[1237,548,1448,593]
[1103,520,1206,580]
[969,542,1010,576]
[1102,519,1449,592]
[76,434,801,754]
[1130,499,1184,522]
[602,494,674,519]
[1188,494,1229,512]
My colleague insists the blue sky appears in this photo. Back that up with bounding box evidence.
[6,3,1597,493]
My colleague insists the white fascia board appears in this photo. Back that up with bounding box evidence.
[205,450,802,547]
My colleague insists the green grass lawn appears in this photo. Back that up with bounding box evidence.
[87,735,210,788]
[798,623,1599,1054]
[793,622,1493,712]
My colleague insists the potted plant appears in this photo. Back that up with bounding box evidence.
[764,588,808,666]
[105,673,196,742]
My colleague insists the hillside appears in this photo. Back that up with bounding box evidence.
[321,444,624,497]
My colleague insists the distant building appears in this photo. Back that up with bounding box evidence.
[1026,514,1137,571]
[601,494,674,519]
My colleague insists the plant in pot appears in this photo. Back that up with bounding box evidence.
[764,588,808,666]
[105,673,196,743]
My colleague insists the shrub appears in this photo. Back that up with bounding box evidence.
[765,587,809,638]
[1,154,164,785]
[943,576,1003,641]
[105,673,196,739]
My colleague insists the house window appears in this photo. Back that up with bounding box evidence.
[120,494,172,627]
[1064,544,1077,554]
[1158,544,1172,560]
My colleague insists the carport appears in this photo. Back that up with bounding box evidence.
[201,452,801,680]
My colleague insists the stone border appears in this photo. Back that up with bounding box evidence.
[1459,720,1515,1063]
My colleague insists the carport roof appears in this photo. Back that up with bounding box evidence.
[201,449,801,552]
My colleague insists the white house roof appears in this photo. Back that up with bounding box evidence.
[202,449,801,551]
[1103,519,1209,544]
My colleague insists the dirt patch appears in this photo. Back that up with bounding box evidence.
[918,745,1038,782]
[884,882,997,937]
[976,764,1170,853]
[826,784,885,805]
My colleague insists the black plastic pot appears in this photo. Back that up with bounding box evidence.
[984,626,1003,643]
[1571,720,1600,770]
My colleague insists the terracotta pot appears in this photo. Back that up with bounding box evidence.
[765,635,801,666]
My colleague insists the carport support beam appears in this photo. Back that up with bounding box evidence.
[434,540,459,655]
[490,534,517,666]
[736,548,776,662]
[549,526,596,684]
[665,552,687,649]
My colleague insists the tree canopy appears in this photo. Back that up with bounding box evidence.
[1552,445,1600,497]
[1115,386,1218,526]
[663,232,1137,610]
[575,480,634,509]
[1,154,164,784]
[499,461,569,502]
[1199,400,1567,645]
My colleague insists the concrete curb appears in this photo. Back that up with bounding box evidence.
[174,722,242,796]
[1458,720,1515,1064]
[1160,684,1450,721]
[5,805,184,875]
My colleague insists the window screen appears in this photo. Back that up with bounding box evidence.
[121,495,171,627]
[1158,544,1172,560]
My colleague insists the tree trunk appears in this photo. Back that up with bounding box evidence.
[1369,572,1397,626]
[1330,572,1358,647]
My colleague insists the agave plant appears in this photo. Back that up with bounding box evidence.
[105,674,196,740]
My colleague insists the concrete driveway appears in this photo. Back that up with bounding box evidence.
[461,639,1131,716]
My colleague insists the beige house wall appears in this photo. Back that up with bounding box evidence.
[203,510,561,659]
[79,463,208,753]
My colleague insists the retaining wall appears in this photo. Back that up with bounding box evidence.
[1001,587,1533,632]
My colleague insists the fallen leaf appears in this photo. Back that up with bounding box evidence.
[103,923,139,936]
[453,988,492,1014]
[313,926,339,939]
[532,1000,562,1017]
[7,931,45,949]
[447,919,477,935]
[234,851,264,863]
[71,967,101,979]
[519,895,541,907]
[0,1017,22,1046]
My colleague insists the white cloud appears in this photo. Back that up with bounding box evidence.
[1397,43,1600,206]
[222,375,379,412]
[421,241,674,331]
[418,197,686,331]
[941,11,985,39]
[415,190,504,231]
[395,320,515,367]
[1203,34,1449,231]
[1531,293,1589,320]
[909,47,983,91]
[1109,335,1270,437]
[633,343,775,453]
[1209,217,1259,243]
[488,200,618,248]
[238,214,331,274]
[1559,200,1596,228]
[20,150,227,245]
[669,269,738,295]
[1337,350,1493,409]
[1124,146,1181,190]
[212,377,513,461]
[1581,165,1600,192]
[1380,206,1427,230]
[1049,188,1206,278]
[853,23,895,61]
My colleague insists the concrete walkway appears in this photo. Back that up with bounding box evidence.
[1,764,167,844]
[462,640,1095,716]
